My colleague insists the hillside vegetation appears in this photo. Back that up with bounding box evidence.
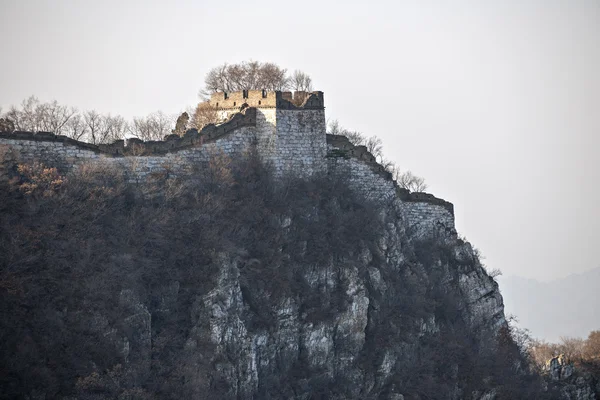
[0,145,550,399]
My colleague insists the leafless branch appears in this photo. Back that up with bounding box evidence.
[202,61,310,96]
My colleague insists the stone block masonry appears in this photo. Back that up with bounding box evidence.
[0,136,105,171]
[325,134,455,235]
[274,109,326,176]
[0,124,260,181]
[0,90,455,236]
[211,91,327,177]
[401,201,455,236]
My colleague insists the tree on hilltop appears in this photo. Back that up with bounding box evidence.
[190,102,220,131]
[81,111,129,145]
[390,168,428,192]
[584,330,600,359]
[201,61,313,96]
[1,97,180,143]
[289,70,313,92]
[129,111,175,142]
[4,96,77,135]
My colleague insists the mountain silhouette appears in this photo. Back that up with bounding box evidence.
[499,267,600,342]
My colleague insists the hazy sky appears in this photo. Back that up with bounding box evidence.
[1,0,599,282]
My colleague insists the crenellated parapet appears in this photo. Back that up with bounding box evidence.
[210,90,324,110]
[0,107,258,157]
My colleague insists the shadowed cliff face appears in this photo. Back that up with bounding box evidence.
[183,205,507,400]
[0,150,545,399]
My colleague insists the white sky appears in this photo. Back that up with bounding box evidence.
[1,0,599,281]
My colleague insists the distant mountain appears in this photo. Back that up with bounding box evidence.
[498,267,600,342]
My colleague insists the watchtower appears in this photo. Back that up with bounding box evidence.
[209,90,327,176]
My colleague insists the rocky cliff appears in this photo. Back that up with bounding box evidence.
[0,142,546,399]
[543,355,599,400]
[172,200,506,399]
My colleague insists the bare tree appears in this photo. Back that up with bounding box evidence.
[65,112,127,143]
[104,115,128,143]
[191,102,220,131]
[258,62,289,91]
[202,61,310,96]
[40,100,77,134]
[203,64,231,94]
[83,110,107,144]
[364,136,384,162]
[343,131,365,146]
[3,97,129,142]
[5,96,76,135]
[487,268,503,278]
[289,70,313,92]
[559,336,586,362]
[64,114,88,141]
[394,169,428,192]
[129,111,175,141]
[327,119,366,147]
[584,330,600,359]
[5,96,43,131]
[376,158,428,192]
[326,119,342,135]
[327,120,385,161]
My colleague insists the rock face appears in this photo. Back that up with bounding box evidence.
[546,356,598,400]
[98,198,508,399]
[548,355,576,382]
[205,237,497,397]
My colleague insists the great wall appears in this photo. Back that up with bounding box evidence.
[0,90,454,235]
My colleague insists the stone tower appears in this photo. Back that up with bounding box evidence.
[209,90,327,176]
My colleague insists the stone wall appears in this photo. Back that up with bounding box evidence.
[0,106,324,181]
[0,108,264,181]
[273,109,326,176]
[0,91,456,235]
[0,125,259,181]
[326,155,397,202]
[0,135,106,172]
[215,105,326,177]
[326,134,455,235]
[401,201,455,236]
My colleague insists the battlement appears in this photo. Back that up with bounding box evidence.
[0,107,258,157]
[210,90,324,110]
[325,134,454,215]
